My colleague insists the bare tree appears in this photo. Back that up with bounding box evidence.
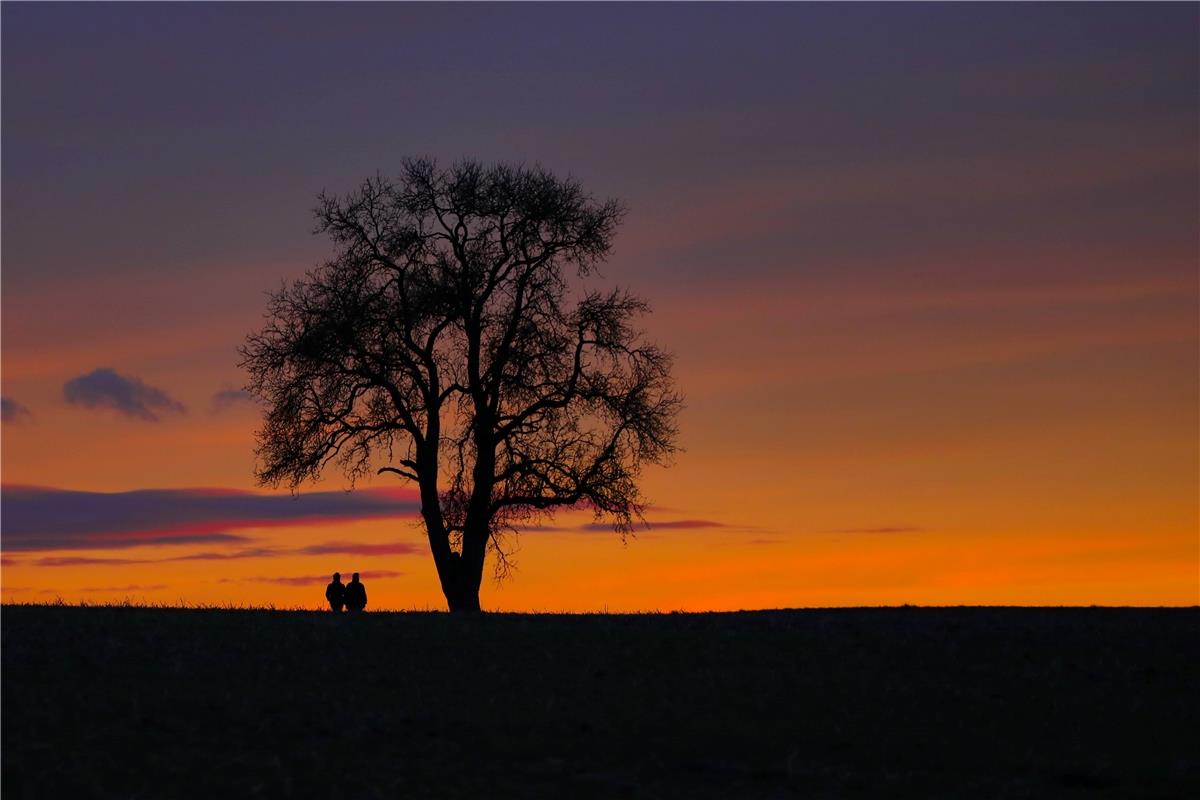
[241,159,682,612]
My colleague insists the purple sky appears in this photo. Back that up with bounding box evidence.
[2,3,1197,609]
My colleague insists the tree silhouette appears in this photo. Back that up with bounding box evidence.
[241,159,681,612]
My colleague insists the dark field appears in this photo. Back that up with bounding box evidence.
[2,606,1197,799]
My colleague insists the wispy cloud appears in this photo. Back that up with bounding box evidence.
[29,556,159,567]
[211,387,256,412]
[220,570,405,587]
[536,518,733,534]
[1,485,421,552]
[167,547,284,562]
[638,519,729,531]
[826,527,925,534]
[80,584,168,593]
[298,541,423,556]
[63,368,186,421]
[1,396,32,423]
[16,542,420,568]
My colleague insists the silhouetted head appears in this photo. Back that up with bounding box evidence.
[332,572,341,582]
[351,572,360,583]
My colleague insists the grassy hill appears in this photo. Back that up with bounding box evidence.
[2,605,1197,798]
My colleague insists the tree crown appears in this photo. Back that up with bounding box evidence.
[241,158,681,574]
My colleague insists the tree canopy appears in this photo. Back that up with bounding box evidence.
[242,159,681,611]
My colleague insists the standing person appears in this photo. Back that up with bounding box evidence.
[345,572,367,612]
[325,572,345,612]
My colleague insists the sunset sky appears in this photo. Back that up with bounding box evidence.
[2,3,1196,610]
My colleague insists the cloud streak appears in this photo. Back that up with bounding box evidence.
[24,556,153,567]
[298,541,423,556]
[80,584,168,593]
[827,527,925,534]
[211,388,256,412]
[535,518,733,534]
[220,570,405,587]
[63,368,186,421]
[1,485,421,552]
[21,541,421,568]
[636,519,729,531]
[1,397,32,423]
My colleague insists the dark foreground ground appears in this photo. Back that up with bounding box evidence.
[2,606,1197,799]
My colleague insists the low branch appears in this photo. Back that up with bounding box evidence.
[378,466,420,482]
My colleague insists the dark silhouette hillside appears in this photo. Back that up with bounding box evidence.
[3,606,1197,798]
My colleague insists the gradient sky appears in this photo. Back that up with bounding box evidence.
[2,3,1197,610]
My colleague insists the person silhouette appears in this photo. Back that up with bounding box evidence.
[345,572,367,612]
[325,572,345,612]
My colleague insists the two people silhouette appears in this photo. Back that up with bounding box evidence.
[325,572,367,612]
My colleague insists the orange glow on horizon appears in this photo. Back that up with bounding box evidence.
[2,260,1196,609]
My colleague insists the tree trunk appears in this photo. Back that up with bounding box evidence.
[433,551,484,613]
[446,580,482,613]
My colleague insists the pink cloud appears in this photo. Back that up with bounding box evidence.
[80,584,168,593]
[2,485,421,552]
[827,527,924,534]
[299,541,423,557]
[222,570,404,587]
[532,518,732,533]
[21,541,422,568]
